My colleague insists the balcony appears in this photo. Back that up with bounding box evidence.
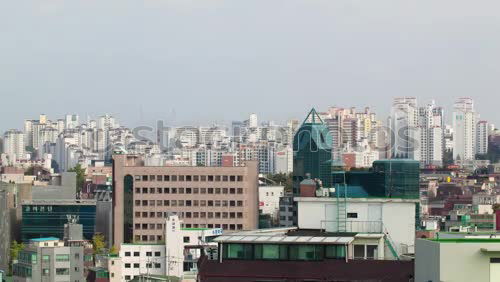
[320,221,383,233]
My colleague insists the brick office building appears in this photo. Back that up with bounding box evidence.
[112,154,259,247]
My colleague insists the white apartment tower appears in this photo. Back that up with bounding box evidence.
[414,101,444,167]
[65,114,80,129]
[390,97,418,159]
[453,98,476,161]
[248,113,258,128]
[476,120,489,156]
[4,129,26,163]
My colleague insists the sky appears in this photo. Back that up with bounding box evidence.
[1,0,500,132]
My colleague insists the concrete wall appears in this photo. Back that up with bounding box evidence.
[415,239,440,282]
[120,244,166,281]
[296,197,416,256]
[416,239,500,282]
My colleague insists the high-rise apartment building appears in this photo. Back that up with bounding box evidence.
[476,120,489,156]
[112,154,259,247]
[390,97,418,159]
[414,101,444,167]
[453,97,477,161]
[4,129,26,163]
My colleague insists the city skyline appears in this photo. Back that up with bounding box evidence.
[1,0,500,131]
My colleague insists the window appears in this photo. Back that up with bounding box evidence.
[184,236,190,243]
[56,268,69,275]
[155,263,161,268]
[155,251,161,257]
[146,252,152,257]
[289,245,323,261]
[42,255,50,262]
[254,244,288,260]
[325,245,346,259]
[223,244,253,260]
[134,252,140,257]
[354,245,365,259]
[56,254,69,262]
[347,213,358,219]
[125,263,132,268]
[134,263,140,268]
[43,268,50,276]
[366,245,378,259]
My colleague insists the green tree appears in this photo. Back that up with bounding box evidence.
[266,173,293,193]
[109,245,118,255]
[68,164,86,193]
[9,241,25,274]
[92,234,106,255]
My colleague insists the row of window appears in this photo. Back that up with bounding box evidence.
[134,199,244,208]
[133,224,242,242]
[222,243,346,261]
[135,175,244,182]
[124,251,161,257]
[124,262,162,269]
[135,187,244,195]
[134,212,244,228]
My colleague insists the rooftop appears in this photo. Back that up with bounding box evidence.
[30,237,60,242]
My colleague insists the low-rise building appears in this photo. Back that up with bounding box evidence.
[198,227,414,282]
[416,236,500,282]
[118,215,220,281]
[12,223,86,282]
[21,199,97,241]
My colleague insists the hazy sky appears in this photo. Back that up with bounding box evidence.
[1,0,499,132]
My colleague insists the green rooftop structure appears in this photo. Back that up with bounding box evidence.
[331,159,419,199]
[293,108,333,194]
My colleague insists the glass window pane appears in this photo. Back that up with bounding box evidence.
[262,245,280,259]
[354,245,365,259]
[366,245,378,259]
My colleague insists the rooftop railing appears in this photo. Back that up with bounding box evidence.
[320,220,383,233]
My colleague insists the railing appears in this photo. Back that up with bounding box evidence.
[320,220,383,233]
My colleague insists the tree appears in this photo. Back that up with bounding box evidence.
[68,164,86,193]
[92,234,106,256]
[109,245,118,255]
[266,173,293,193]
[9,241,25,274]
